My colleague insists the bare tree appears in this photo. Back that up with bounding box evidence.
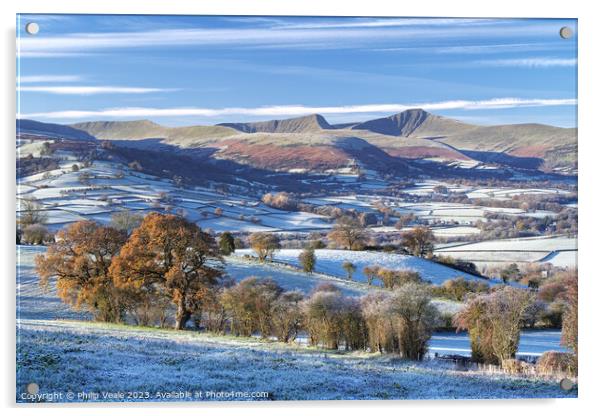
[249,232,280,262]
[18,197,48,228]
[327,216,366,250]
[401,226,435,257]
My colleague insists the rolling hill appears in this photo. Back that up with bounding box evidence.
[16,109,577,175]
[17,119,96,141]
[71,120,238,147]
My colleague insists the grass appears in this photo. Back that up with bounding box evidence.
[16,318,577,402]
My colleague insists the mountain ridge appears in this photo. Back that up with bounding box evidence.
[218,113,333,134]
[16,108,577,174]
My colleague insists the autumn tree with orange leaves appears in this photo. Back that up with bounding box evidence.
[109,212,224,330]
[35,221,128,322]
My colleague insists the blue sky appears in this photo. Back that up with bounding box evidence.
[16,15,577,127]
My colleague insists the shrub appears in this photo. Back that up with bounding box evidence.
[395,270,422,286]
[540,300,565,328]
[435,277,489,301]
[338,297,367,351]
[387,283,438,360]
[454,287,534,365]
[221,277,283,338]
[500,263,521,283]
[342,261,356,280]
[361,284,437,359]
[361,292,397,353]
[298,247,316,274]
[303,290,366,350]
[22,224,49,245]
[394,214,414,230]
[536,351,577,377]
[537,279,566,303]
[218,231,236,256]
[310,239,326,249]
[377,267,422,289]
[261,192,298,210]
[195,282,233,334]
[270,291,304,342]
[561,272,578,360]
[310,282,341,295]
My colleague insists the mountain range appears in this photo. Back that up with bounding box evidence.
[17,109,577,176]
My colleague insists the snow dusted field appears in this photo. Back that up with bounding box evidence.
[225,256,463,315]
[466,187,573,201]
[435,235,577,268]
[17,319,574,402]
[17,160,333,233]
[16,245,575,402]
[225,256,372,297]
[235,249,499,286]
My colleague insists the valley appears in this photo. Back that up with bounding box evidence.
[16,110,578,402]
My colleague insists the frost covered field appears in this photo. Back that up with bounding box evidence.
[435,236,578,268]
[17,245,575,402]
[225,256,462,315]
[16,160,333,234]
[18,319,574,402]
[235,248,503,286]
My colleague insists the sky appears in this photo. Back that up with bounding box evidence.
[16,15,577,127]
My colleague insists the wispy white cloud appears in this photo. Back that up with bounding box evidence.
[17,51,97,59]
[475,57,577,67]
[19,97,577,120]
[17,21,567,56]
[374,43,567,55]
[17,86,176,95]
[18,14,72,23]
[19,74,82,83]
[271,18,493,30]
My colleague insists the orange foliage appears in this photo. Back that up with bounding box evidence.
[35,221,127,322]
[109,212,224,329]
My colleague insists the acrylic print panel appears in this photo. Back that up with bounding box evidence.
[16,14,578,403]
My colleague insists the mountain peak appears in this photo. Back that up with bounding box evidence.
[351,108,433,136]
[218,113,333,134]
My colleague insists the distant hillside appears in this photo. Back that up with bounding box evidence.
[17,119,96,141]
[19,109,577,175]
[71,120,238,146]
[351,109,475,137]
[219,114,333,133]
[435,123,577,155]
[347,109,576,171]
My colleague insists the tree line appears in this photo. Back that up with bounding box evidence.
[34,212,576,369]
